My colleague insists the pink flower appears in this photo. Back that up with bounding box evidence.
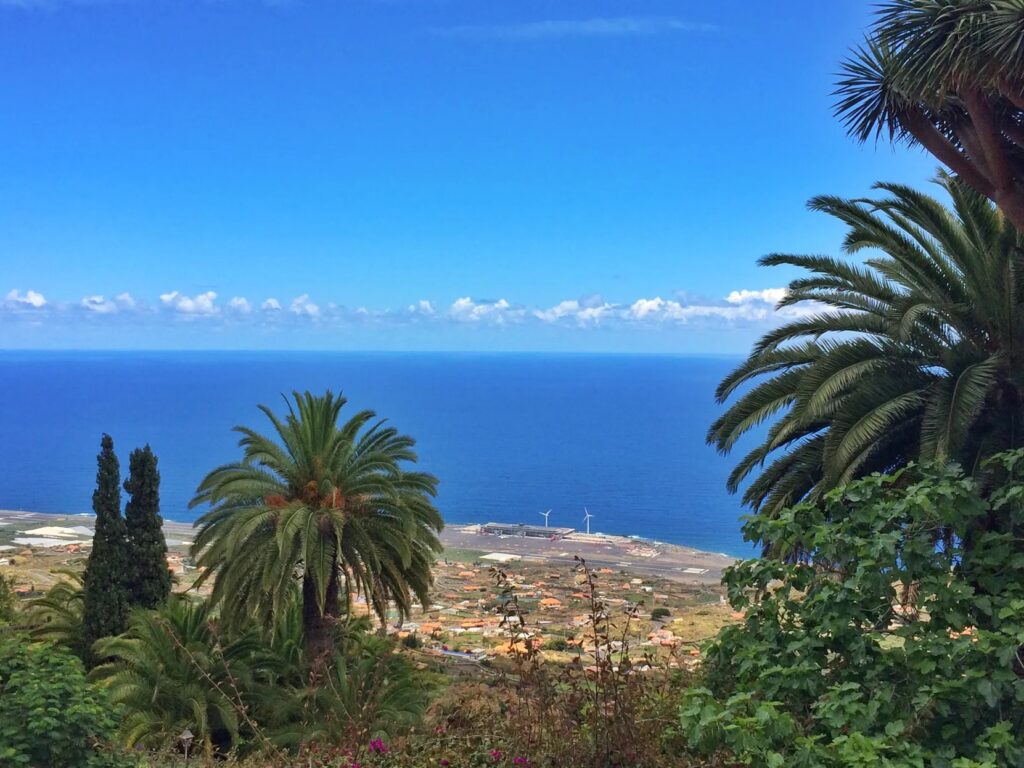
[490,749,504,761]
[368,738,389,754]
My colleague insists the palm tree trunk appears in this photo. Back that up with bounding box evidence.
[303,570,340,664]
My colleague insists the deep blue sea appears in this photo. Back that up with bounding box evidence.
[0,352,755,557]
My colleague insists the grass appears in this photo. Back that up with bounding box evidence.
[669,606,738,642]
[441,547,488,563]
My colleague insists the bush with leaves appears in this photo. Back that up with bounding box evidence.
[676,454,1024,767]
[25,570,88,660]
[281,631,434,750]
[93,595,433,760]
[93,596,282,759]
[0,635,131,768]
[435,560,690,768]
[0,572,15,624]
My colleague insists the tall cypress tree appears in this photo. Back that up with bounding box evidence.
[123,445,171,608]
[81,434,130,653]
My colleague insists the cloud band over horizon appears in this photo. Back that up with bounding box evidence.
[2,286,814,332]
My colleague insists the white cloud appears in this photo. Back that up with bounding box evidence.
[534,299,614,326]
[619,289,820,325]
[449,297,525,324]
[439,289,817,328]
[80,292,137,314]
[227,297,252,314]
[626,297,669,321]
[5,289,46,309]
[81,295,117,314]
[533,299,580,323]
[726,288,787,306]
[160,290,218,316]
[2,285,822,334]
[449,292,802,328]
[432,17,716,40]
[577,305,614,324]
[624,296,771,324]
[113,292,136,310]
[408,299,435,316]
[289,294,319,317]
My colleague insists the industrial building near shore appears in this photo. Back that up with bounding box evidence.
[480,522,575,539]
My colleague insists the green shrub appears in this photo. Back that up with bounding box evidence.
[93,596,267,757]
[0,635,129,767]
[94,596,433,759]
[650,607,670,621]
[24,570,88,660]
[677,455,1024,767]
[401,632,422,649]
[543,637,569,651]
[0,572,15,624]
[291,631,434,749]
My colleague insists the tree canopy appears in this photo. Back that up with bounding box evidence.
[82,434,131,654]
[836,0,1024,230]
[709,174,1024,530]
[25,571,88,661]
[123,444,171,609]
[93,595,431,759]
[678,455,1024,767]
[190,390,443,663]
[0,636,129,768]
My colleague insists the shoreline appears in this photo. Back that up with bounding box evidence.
[0,508,738,584]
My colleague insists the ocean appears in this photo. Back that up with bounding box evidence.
[0,351,755,557]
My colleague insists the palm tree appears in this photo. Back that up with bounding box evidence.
[835,0,1024,230]
[92,597,278,757]
[190,390,443,663]
[287,632,432,746]
[709,173,1024,527]
[25,571,88,661]
[93,596,430,757]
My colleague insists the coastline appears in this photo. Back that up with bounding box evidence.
[0,508,736,584]
[1,505,742,670]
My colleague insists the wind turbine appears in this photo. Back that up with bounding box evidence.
[539,509,552,528]
[583,507,593,535]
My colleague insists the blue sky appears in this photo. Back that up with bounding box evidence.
[0,0,935,352]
